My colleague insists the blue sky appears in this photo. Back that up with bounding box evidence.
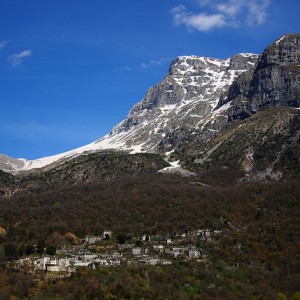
[0,0,299,159]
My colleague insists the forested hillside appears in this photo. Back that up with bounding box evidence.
[0,174,299,299]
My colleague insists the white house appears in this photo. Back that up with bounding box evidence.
[132,247,142,255]
[80,254,97,262]
[37,256,71,272]
[153,245,164,253]
[189,248,200,259]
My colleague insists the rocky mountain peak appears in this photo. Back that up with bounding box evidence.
[168,55,224,76]
[111,53,258,138]
[258,34,300,68]
[225,33,300,120]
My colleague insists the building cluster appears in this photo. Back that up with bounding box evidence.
[12,228,223,274]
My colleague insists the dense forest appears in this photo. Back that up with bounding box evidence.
[0,173,299,299]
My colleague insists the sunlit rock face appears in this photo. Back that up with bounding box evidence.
[224,34,300,120]
[108,53,258,152]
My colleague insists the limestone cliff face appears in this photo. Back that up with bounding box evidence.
[117,54,258,130]
[224,34,300,120]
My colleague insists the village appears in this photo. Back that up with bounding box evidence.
[12,227,224,275]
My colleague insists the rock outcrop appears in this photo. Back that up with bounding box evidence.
[0,154,26,174]
[222,34,300,120]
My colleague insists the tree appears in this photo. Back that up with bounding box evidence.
[45,245,56,256]
[4,244,18,258]
[134,240,143,247]
[116,233,127,244]
[36,240,45,254]
[25,244,35,256]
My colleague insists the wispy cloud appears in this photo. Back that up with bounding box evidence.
[115,66,132,72]
[246,0,270,26]
[116,57,171,72]
[171,0,271,32]
[0,40,10,50]
[141,57,171,69]
[8,49,32,66]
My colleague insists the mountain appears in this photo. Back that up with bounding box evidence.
[0,52,258,174]
[106,53,258,153]
[0,33,299,191]
[175,33,300,182]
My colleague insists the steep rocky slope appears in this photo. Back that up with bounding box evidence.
[177,107,300,183]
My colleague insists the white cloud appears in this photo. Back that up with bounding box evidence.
[0,40,9,50]
[171,0,271,32]
[8,49,32,66]
[171,5,226,31]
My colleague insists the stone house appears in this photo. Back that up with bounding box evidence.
[103,230,113,239]
[84,236,102,244]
